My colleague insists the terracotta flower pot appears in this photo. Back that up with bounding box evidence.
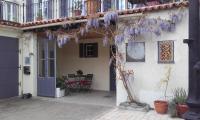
[176,104,189,118]
[154,100,168,114]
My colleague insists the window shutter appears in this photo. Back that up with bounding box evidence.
[48,0,53,19]
[60,0,68,17]
[93,43,98,57]
[0,2,3,19]
[103,0,111,12]
[79,43,84,58]
[26,0,33,22]
[116,0,119,10]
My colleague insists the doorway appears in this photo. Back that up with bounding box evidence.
[109,45,116,91]
[37,39,56,97]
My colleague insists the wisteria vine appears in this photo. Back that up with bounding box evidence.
[45,9,185,48]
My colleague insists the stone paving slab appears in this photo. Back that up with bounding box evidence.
[0,97,112,120]
[94,108,183,120]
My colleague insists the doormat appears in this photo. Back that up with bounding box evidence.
[119,101,152,112]
[22,93,32,99]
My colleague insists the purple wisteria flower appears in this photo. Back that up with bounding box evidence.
[168,23,176,32]
[147,18,157,25]
[57,35,70,48]
[153,28,161,36]
[104,11,118,26]
[171,14,179,24]
[159,21,170,31]
[46,30,54,40]
[115,34,124,45]
[86,18,99,29]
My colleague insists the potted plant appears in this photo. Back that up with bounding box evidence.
[72,1,82,16]
[154,66,172,114]
[56,77,66,98]
[173,88,188,118]
[36,10,43,21]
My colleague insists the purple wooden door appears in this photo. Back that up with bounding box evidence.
[37,39,56,97]
[0,36,19,99]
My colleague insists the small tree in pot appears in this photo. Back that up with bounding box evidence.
[154,66,172,114]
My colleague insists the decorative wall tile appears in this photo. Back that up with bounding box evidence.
[158,40,174,63]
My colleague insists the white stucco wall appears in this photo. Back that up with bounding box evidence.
[57,38,110,91]
[20,32,37,96]
[116,8,189,107]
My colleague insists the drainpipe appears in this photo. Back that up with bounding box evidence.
[183,0,200,119]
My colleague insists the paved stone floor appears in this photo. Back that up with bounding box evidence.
[0,91,183,120]
[94,108,183,120]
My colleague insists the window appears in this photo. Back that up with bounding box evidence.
[126,42,145,62]
[7,3,11,21]
[79,43,98,58]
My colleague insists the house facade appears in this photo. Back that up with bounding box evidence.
[0,0,189,107]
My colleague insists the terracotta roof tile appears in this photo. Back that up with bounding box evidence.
[0,20,21,28]
[0,1,189,29]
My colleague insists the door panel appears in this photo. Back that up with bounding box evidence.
[0,36,19,99]
[37,77,55,97]
[37,39,56,97]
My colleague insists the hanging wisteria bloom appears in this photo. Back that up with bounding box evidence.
[46,30,54,40]
[170,12,183,24]
[147,18,157,25]
[57,34,70,48]
[153,28,161,36]
[159,20,170,31]
[171,14,179,24]
[86,18,99,29]
[168,23,176,32]
[103,35,109,46]
[115,34,124,45]
[104,11,118,27]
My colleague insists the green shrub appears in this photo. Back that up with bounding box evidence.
[173,88,187,104]
[168,100,177,117]
[56,77,66,89]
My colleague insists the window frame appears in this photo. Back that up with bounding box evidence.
[79,43,98,58]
